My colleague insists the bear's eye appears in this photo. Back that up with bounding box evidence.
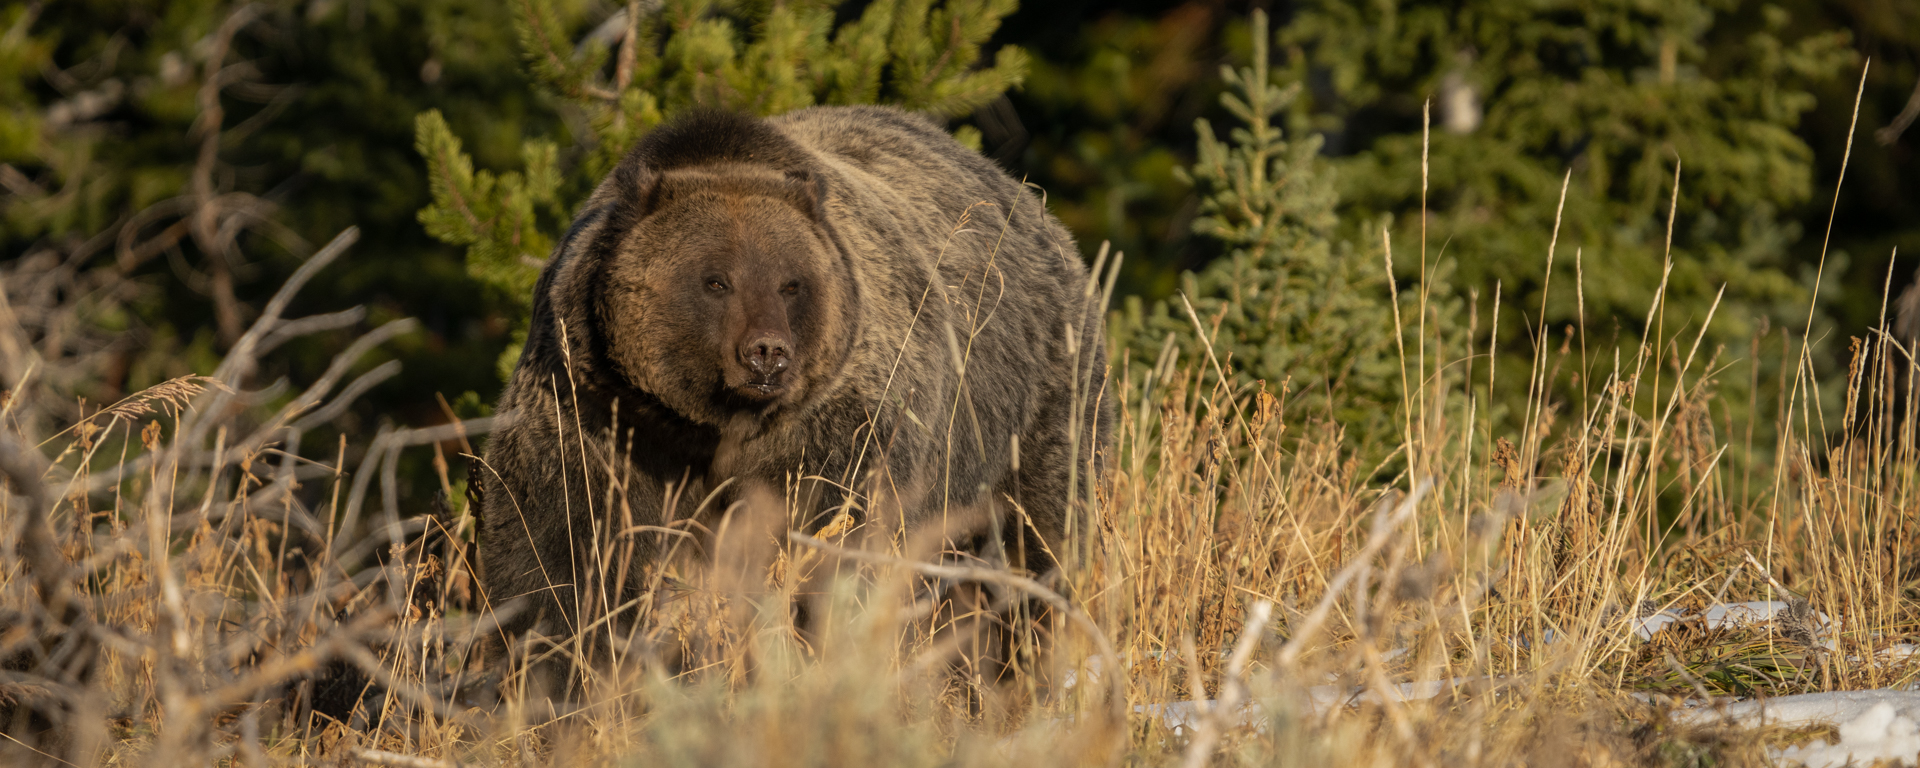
[706,279,728,292]
[781,281,800,296]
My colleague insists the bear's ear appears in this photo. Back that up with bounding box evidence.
[782,169,828,222]
[614,161,668,221]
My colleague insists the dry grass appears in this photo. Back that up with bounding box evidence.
[4,118,1919,768]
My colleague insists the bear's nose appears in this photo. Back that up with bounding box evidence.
[741,335,792,378]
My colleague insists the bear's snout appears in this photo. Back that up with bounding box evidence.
[737,334,791,380]
[738,334,794,395]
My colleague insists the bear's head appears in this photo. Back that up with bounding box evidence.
[589,162,858,425]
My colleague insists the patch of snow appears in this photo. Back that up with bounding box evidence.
[1678,690,1920,767]
[1703,601,1832,631]
[1675,690,1920,727]
[1777,702,1920,767]
[1881,644,1920,662]
[1633,610,1686,639]
[1632,601,1835,649]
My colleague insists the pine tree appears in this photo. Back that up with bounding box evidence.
[415,0,1030,375]
[1282,0,1855,432]
[0,0,544,410]
[1112,10,1423,447]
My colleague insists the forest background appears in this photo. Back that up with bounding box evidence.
[10,3,1920,763]
[4,0,1919,489]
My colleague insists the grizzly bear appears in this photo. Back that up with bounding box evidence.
[470,106,1109,678]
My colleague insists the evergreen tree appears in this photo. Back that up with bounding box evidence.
[0,0,542,415]
[1112,10,1422,447]
[1283,0,1855,431]
[415,0,1031,375]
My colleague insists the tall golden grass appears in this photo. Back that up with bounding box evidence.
[2,81,1916,768]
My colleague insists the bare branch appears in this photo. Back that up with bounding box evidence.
[213,226,362,387]
[1877,75,1920,146]
[0,433,71,619]
[259,307,368,357]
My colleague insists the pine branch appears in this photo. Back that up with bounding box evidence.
[414,111,484,242]
[418,0,1028,377]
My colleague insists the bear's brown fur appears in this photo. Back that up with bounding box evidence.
[471,106,1109,673]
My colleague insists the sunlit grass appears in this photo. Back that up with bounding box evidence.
[2,74,1914,767]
